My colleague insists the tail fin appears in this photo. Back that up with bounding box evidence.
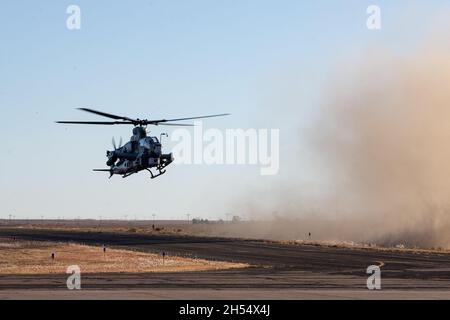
[93,169,113,179]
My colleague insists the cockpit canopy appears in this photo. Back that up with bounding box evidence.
[139,136,160,150]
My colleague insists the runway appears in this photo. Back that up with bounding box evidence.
[3,289,450,300]
[1,228,450,299]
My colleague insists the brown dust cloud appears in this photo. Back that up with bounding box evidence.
[230,32,450,249]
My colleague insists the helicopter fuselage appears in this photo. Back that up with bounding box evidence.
[102,127,173,179]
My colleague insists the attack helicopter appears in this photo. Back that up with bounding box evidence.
[57,108,229,179]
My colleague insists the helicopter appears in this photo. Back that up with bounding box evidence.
[57,108,229,179]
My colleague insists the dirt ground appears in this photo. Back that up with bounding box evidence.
[2,224,450,300]
[0,238,248,275]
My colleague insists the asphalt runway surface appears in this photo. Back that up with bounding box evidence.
[1,228,450,299]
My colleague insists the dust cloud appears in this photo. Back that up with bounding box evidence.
[308,42,450,248]
[235,33,450,249]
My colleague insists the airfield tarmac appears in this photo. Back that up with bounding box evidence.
[1,224,450,299]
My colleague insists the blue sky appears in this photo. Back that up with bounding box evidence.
[1,1,449,220]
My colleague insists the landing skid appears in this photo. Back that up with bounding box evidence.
[146,168,166,179]
[95,161,172,180]
[122,166,167,179]
[146,160,172,179]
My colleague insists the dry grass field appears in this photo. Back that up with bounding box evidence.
[0,238,248,275]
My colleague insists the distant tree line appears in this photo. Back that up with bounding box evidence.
[192,218,210,224]
[192,215,242,224]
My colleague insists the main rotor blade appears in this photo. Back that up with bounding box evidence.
[77,108,135,122]
[148,113,230,124]
[57,111,229,126]
[56,121,134,125]
[156,123,195,127]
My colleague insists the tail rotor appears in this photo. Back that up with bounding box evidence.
[112,137,123,150]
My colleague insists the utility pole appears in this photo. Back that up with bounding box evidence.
[187,214,191,224]
[152,214,156,224]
